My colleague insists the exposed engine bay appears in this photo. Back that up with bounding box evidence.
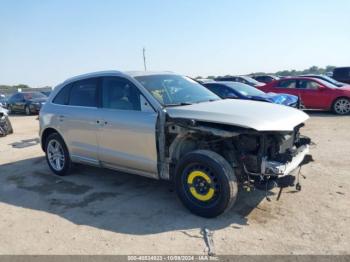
[163,118,311,188]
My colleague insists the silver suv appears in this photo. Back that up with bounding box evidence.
[40,71,311,217]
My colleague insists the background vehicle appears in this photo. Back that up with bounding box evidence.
[215,75,265,87]
[251,75,279,84]
[0,107,13,136]
[202,81,300,108]
[300,74,346,87]
[41,91,52,97]
[259,77,350,115]
[332,67,350,84]
[8,92,48,115]
[0,95,9,109]
[40,71,311,217]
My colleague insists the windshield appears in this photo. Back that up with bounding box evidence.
[225,82,265,96]
[23,92,47,100]
[321,75,342,86]
[240,76,262,85]
[135,74,220,106]
[316,79,338,89]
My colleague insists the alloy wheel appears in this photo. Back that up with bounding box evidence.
[47,139,65,171]
[334,98,350,115]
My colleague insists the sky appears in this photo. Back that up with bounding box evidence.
[1,0,350,87]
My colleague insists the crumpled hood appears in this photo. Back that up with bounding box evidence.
[166,99,309,131]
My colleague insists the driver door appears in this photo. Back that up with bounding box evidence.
[96,76,158,178]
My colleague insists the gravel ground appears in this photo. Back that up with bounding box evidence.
[0,112,349,255]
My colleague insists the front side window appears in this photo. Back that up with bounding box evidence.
[277,80,297,89]
[102,77,141,111]
[135,74,219,106]
[69,78,98,107]
[298,80,321,90]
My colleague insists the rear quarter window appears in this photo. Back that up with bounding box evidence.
[53,84,71,105]
[68,78,99,107]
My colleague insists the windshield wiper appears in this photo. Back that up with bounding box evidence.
[165,102,193,107]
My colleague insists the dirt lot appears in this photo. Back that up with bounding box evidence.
[0,113,349,255]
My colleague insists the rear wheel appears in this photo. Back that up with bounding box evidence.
[45,133,71,176]
[332,97,350,115]
[175,150,238,218]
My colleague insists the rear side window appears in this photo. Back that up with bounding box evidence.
[53,84,71,105]
[69,78,98,107]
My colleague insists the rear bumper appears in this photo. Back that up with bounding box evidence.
[262,145,309,177]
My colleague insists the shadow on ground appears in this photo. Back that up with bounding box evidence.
[0,156,272,235]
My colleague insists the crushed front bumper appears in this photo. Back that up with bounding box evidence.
[262,145,310,177]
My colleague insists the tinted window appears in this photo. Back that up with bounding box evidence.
[69,78,98,107]
[298,80,321,90]
[53,84,71,105]
[276,80,297,89]
[102,77,141,111]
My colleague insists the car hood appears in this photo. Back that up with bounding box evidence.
[166,99,308,131]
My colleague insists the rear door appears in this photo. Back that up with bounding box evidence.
[96,76,158,178]
[53,78,100,164]
[14,93,25,112]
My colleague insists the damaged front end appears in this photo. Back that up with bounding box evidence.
[0,109,13,137]
[165,118,312,191]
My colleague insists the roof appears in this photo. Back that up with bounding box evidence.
[124,71,175,77]
[61,70,176,84]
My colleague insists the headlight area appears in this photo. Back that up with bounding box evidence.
[235,129,312,179]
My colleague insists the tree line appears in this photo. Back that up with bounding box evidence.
[197,65,336,79]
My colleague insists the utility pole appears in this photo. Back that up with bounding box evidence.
[143,47,147,71]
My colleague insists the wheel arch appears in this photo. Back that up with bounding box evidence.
[331,96,350,111]
[41,127,65,152]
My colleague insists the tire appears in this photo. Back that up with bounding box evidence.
[175,150,238,218]
[25,105,31,115]
[8,105,13,115]
[45,133,72,176]
[332,97,350,115]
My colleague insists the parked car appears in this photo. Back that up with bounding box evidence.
[251,75,279,84]
[332,67,350,84]
[300,74,346,87]
[259,77,350,115]
[202,81,300,108]
[7,92,48,115]
[215,76,265,87]
[40,71,311,217]
[0,107,13,136]
[0,95,9,109]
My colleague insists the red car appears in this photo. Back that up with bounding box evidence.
[258,77,350,115]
